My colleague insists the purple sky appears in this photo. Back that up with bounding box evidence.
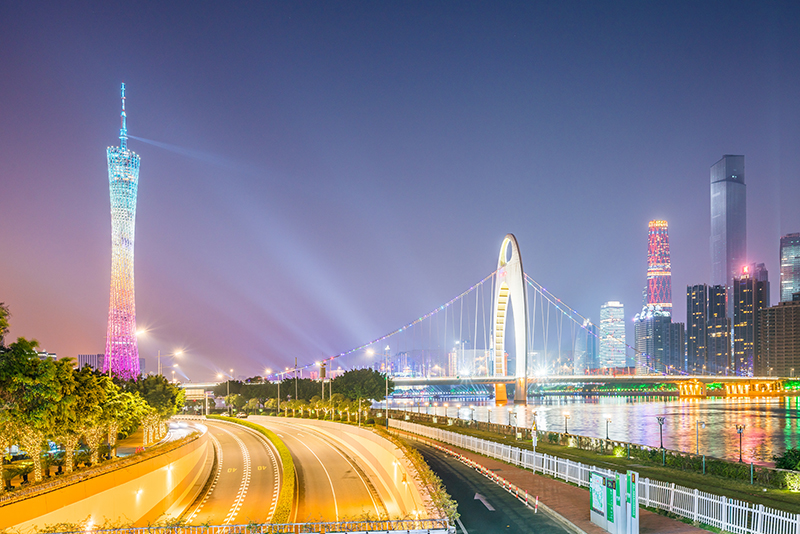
[2,2,799,381]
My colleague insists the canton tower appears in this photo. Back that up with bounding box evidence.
[103,83,141,379]
[646,220,672,311]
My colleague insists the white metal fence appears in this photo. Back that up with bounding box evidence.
[390,419,800,534]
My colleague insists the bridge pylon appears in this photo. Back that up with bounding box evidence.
[491,234,529,405]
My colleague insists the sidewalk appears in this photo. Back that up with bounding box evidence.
[397,430,706,534]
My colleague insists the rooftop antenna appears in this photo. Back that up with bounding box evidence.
[119,82,128,149]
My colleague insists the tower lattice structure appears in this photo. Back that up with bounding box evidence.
[646,220,672,311]
[104,82,140,379]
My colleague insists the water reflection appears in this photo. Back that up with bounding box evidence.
[390,396,800,465]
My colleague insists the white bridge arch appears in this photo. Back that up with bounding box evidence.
[491,233,529,404]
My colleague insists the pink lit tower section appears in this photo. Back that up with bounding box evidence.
[103,83,141,379]
[646,220,672,311]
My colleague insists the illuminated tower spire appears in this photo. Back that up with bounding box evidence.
[104,82,141,380]
[120,82,128,149]
[646,220,672,310]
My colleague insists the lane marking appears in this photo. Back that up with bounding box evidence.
[186,432,223,522]
[268,421,340,521]
[273,420,382,517]
[474,492,495,511]
[456,517,470,534]
[222,428,252,524]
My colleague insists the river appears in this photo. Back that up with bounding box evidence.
[391,395,800,466]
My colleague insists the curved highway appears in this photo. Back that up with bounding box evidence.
[250,416,420,523]
[184,420,281,525]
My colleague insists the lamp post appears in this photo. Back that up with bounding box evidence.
[696,420,706,455]
[736,424,746,463]
[487,407,492,424]
[563,411,571,434]
[469,405,475,421]
[605,415,612,440]
[157,349,183,377]
[656,416,666,449]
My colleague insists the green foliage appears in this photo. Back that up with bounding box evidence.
[775,447,800,471]
[0,302,9,347]
[208,415,295,522]
[122,374,184,417]
[332,368,394,401]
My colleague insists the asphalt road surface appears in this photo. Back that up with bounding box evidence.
[184,420,281,525]
[250,417,387,523]
[412,441,571,534]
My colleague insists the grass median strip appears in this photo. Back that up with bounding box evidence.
[207,415,295,523]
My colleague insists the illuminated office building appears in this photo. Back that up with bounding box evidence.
[646,220,672,311]
[599,302,626,369]
[710,155,746,314]
[781,233,800,302]
[733,264,769,376]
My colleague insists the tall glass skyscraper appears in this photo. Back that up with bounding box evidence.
[732,264,769,376]
[646,220,672,311]
[780,233,800,302]
[710,155,746,314]
[599,302,626,369]
[103,83,141,380]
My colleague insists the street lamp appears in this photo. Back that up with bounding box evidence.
[157,349,183,377]
[563,411,571,434]
[605,415,612,440]
[696,420,706,455]
[736,424,746,463]
[656,416,666,449]
[487,407,492,424]
[469,405,476,421]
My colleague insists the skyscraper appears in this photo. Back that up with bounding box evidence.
[686,284,708,373]
[780,233,800,302]
[599,302,626,369]
[103,83,141,380]
[710,155,746,313]
[756,293,800,377]
[574,318,599,374]
[733,264,769,376]
[646,220,672,310]
[707,284,731,374]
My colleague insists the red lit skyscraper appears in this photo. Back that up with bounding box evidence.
[646,220,672,311]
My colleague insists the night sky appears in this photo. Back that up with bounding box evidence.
[2,2,799,381]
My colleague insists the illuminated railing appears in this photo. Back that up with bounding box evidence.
[51,519,450,534]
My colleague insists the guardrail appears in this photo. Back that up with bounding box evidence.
[50,519,450,534]
[390,419,800,534]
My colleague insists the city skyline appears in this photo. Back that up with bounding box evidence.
[1,3,799,380]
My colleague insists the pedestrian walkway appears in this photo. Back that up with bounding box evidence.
[396,429,706,534]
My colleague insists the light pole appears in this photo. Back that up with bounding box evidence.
[605,415,612,440]
[696,420,706,455]
[736,424,746,463]
[469,405,475,421]
[487,407,492,424]
[656,416,666,449]
[157,349,184,377]
[563,411,571,434]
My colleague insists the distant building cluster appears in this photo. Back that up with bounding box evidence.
[593,154,800,377]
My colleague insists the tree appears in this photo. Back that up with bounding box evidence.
[0,302,9,347]
[332,368,394,402]
[0,338,62,481]
[246,397,259,413]
[775,448,800,471]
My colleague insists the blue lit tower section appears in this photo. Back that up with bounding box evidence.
[103,83,140,380]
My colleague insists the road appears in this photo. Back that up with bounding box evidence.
[249,417,394,523]
[411,441,571,534]
[184,420,281,525]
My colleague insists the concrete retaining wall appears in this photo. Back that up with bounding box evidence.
[1,426,212,533]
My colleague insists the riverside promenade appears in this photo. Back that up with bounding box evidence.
[396,429,706,534]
